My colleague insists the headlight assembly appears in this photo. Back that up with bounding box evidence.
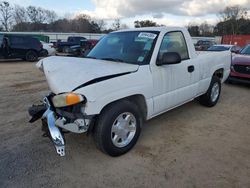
[52,93,86,108]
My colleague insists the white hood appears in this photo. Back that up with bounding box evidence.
[37,56,139,94]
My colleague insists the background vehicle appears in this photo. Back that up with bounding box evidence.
[66,39,98,57]
[207,44,241,53]
[228,44,250,84]
[56,36,88,53]
[0,34,42,62]
[40,41,56,56]
[30,27,231,157]
[195,40,216,51]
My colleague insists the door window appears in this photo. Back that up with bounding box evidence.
[9,36,25,45]
[0,34,4,45]
[158,31,189,61]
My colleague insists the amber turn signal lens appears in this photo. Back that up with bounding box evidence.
[66,93,82,106]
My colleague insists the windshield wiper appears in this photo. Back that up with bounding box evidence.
[101,57,124,62]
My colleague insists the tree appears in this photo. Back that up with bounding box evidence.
[50,18,71,32]
[187,24,200,36]
[215,5,250,35]
[199,22,214,36]
[96,20,106,32]
[134,20,157,28]
[0,1,13,31]
[216,5,249,35]
[27,6,46,23]
[90,20,102,33]
[13,5,27,24]
[112,19,120,30]
[219,5,245,21]
[71,14,92,32]
[44,10,57,24]
[27,6,38,23]
[12,5,28,31]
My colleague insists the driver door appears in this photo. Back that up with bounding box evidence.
[151,31,199,115]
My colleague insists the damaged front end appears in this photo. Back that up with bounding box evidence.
[28,93,93,157]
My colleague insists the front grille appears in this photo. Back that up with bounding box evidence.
[234,65,250,75]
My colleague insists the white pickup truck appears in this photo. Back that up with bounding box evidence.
[29,27,231,157]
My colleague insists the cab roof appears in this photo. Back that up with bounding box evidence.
[113,26,186,33]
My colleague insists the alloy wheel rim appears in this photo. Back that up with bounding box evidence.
[28,53,35,61]
[111,112,137,148]
[211,82,220,102]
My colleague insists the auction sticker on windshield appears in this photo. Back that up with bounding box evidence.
[138,32,157,39]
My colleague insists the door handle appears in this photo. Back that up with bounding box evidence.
[188,65,195,73]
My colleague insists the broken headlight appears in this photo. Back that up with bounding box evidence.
[52,93,86,108]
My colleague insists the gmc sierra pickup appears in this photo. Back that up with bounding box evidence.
[29,27,231,157]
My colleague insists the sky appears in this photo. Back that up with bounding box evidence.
[10,0,250,28]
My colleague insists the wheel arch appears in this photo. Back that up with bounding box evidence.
[98,94,148,121]
[213,68,224,81]
[89,94,148,134]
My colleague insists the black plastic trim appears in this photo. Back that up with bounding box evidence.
[72,72,132,91]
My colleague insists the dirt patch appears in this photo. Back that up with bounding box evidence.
[11,80,46,89]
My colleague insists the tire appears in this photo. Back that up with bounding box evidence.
[63,46,69,53]
[26,50,38,62]
[94,100,142,157]
[199,76,221,107]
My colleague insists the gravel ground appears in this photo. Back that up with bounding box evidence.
[0,60,250,188]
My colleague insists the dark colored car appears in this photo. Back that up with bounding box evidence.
[56,36,88,53]
[66,39,99,57]
[228,44,250,84]
[195,40,216,51]
[0,34,43,62]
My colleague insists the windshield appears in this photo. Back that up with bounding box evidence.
[208,46,230,51]
[87,31,159,65]
[240,45,250,55]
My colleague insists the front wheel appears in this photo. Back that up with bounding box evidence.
[94,100,142,157]
[199,76,221,107]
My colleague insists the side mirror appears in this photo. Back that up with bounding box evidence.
[157,52,182,66]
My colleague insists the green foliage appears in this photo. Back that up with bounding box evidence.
[214,18,250,35]
[134,20,158,28]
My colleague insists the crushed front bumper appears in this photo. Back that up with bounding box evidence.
[43,108,65,156]
[29,97,65,156]
[29,95,93,157]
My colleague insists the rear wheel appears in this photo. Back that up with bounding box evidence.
[94,100,142,157]
[199,76,221,107]
[26,50,38,62]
